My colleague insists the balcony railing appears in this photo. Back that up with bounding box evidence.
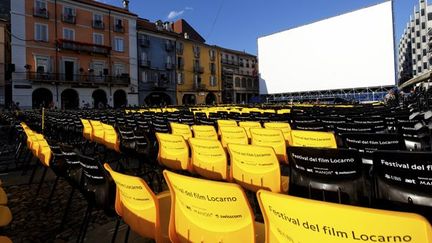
[154,80,171,89]
[114,24,124,33]
[139,60,151,68]
[34,8,49,18]
[194,83,206,91]
[17,72,130,85]
[138,38,150,47]
[221,59,239,66]
[92,20,104,29]
[58,39,111,55]
[165,63,173,70]
[193,66,204,74]
[62,14,76,24]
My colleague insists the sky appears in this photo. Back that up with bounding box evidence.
[100,0,419,55]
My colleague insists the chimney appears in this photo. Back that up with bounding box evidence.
[122,0,129,10]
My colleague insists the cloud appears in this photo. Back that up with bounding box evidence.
[167,10,185,20]
[167,7,193,20]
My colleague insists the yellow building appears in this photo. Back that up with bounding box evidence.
[173,19,222,105]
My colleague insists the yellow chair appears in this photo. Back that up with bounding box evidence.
[0,206,12,227]
[239,121,262,140]
[170,122,193,140]
[81,119,93,141]
[90,120,105,144]
[191,125,218,140]
[163,170,264,243]
[250,128,288,164]
[217,119,238,136]
[102,123,120,152]
[156,133,191,171]
[290,130,337,148]
[220,126,248,149]
[257,190,432,243]
[264,122,292,145]
[0,188,7,205]
[0,236,12,243]
[188,138,228,180]
[228,144,288,193]
[104,164,171,243]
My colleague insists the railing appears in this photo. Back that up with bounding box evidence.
[92,20,104,29]
[165,63,173,70]
[62,14,76,24]
[193,66,204,73]
[221,59,239,66]
[34,8,49,18]
[139,60,151,68]
[14,72,130,85]
[194,83,206,91]
[58,39,111,55]
[154,80,171,88]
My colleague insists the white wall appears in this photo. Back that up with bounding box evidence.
[258,1,396,94]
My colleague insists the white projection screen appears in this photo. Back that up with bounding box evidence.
[258,1,396,94]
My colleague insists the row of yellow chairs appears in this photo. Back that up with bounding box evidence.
[105,166,432,243]
[0,179,12,243]
[81,119,120,152]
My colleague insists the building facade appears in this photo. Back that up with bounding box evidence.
[0,19,11,107]
[398,0,432,85]
[137,19,177,106]
[173,20,222,105]
[220,47,259,104]
[10,0,138,109]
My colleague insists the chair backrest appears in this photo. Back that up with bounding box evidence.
[102,123,120,152]
[341,133,405,164]
[191,125,218,140]
[90,120,105,144]
[220,126,248,149]
[81,119,93,141]
[163,170,256,243]
[239,121,262,139]
[373,150,432,210]
[290,130,337,148]
[250,128,287,163]
[104,164,163,241]
[264,122,292,144]
[257,190,432,243]
[156,133,190,171]
[228,143,282,192]
[188,138,228,180]
[217,119,238,135]
[287,146,364,205]
[170,122,192,140]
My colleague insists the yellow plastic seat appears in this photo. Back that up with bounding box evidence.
[264,122,292,145]
[102,123,120,152]
[0,236,12,243]
[220,126,248,149]
[104,164,171,243]
[0,206,12,227]
[228,144,288,193]
[191,125,218,140]
[90,120,105,144]
[250,128,288,164]
[290,130,337,148]
[188,138,228,180]
[239,121,262,140]
[156,133,191,171]
[170,122,193,140]
[36,139,51,167]
[257,190,432,243]
[0,188,7,205]
[163,170,263,243]
[81,119,93,141]
[217,119,238,136]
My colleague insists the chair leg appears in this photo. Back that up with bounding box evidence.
[45,175,60,209]
[35,167,48,196]
[77,204,93,243]
[28,160,38,185]
[58,188,75,233]
[124,225,131,243]
[111,218,121,243]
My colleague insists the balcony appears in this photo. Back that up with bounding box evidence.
[165,42,174,52]
[154,80,171,89]
[114,24,124,33]
[165,63,173,70]
[194,83,206,91]
[193,66,204,74]
[34,8,49,19]
[221,59,238,66]
[62,14,76,24]
[138,38,150,47]
[58,39,111,55]
[20,72,130,86]
[92,20,104,30]
[139,59,151,68]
